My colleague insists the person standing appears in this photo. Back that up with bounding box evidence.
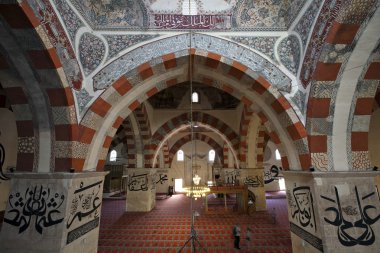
[246,227,252,249]
[233,224,241,249]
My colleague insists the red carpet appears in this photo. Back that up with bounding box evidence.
[98,194,292,253]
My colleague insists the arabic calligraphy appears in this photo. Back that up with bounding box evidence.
[156,174,168,184]
[264,165,281,184]
[4,185,65,234]
[66,180,102,229]
[153,14,231,29]
[290,186,316,231]
[225,170,237,184]
[128,173,148,191]
[321,186,380,246]
[244,176,264,188]
[0,142,10,181]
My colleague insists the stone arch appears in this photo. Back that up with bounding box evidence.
[0,2,79,172]
[255,124,268,168]
[80,45,309,171]
[256,111,295,170]
[161,142,170,168]
[306,1,379,171]
[109,117,137,168]
[148,112,239,168]
[168,133,223,167]
[238,105,254,168]
[347,39,380,170]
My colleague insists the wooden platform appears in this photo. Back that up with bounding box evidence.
[205,185,248,214]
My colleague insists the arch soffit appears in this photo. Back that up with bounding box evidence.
[93,33,293,93]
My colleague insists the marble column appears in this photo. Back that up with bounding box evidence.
[126,168,156,212]
[284,171,380,253]
[0,172,108,253]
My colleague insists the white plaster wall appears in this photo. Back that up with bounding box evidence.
[0,108,17,211]
[170,140,213,187]
[369,108,380,167]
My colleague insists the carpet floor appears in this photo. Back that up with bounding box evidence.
[98,194,292,253]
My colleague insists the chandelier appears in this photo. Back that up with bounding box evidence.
[182,174,210,200]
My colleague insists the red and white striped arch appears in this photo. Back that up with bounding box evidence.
[80,48,309,171]
[306,0,379,171]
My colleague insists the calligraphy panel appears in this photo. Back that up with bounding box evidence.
[126,169,156,212]
[240,168,266,211]
[4,185,65,235]
[318,178,380,251]
[152,14,232,29]
[283,172,323,252]
[155,169,169,194]
[0,172,107,253]
[239,169,264,188]
[223,168,240,185]
[263,165,282,185]
[66,178,104,245]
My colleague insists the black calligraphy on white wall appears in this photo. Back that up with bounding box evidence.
[288,186,316,231]
[0,140,10,181]
[288,185,321,251]
[244,175,264,187]
[321,186,380,247]
[156,174,168,184]
[4,186,65,234]
[264,165,281,184]
[66,180,103,244]
[128,173,148,191]
[225,170,238,184]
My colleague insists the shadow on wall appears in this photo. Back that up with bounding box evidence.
[0,108,17,212]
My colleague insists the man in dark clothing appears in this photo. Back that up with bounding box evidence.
[233,224,241,249]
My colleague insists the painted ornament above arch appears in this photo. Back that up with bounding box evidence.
[93,34,292,92]
[26,0,84,90]
[277,35,301,75]
[224,36,279,62]
[105,34,161,60]
[52,0,85,44]
[299,0,342,88]
[233,0,307,30]
[71,0,148,30]
[293,0,324,48]
[79,33,106,76]
[74,89,93,115]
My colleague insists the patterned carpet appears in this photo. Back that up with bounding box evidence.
[98,194,292,253]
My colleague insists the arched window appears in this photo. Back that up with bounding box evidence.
[182,0,198,15]
[275,149,281,160]
[191,91,199,103]
[110,150,117,162]
[177,150,184,161]
[208,149,215,162]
